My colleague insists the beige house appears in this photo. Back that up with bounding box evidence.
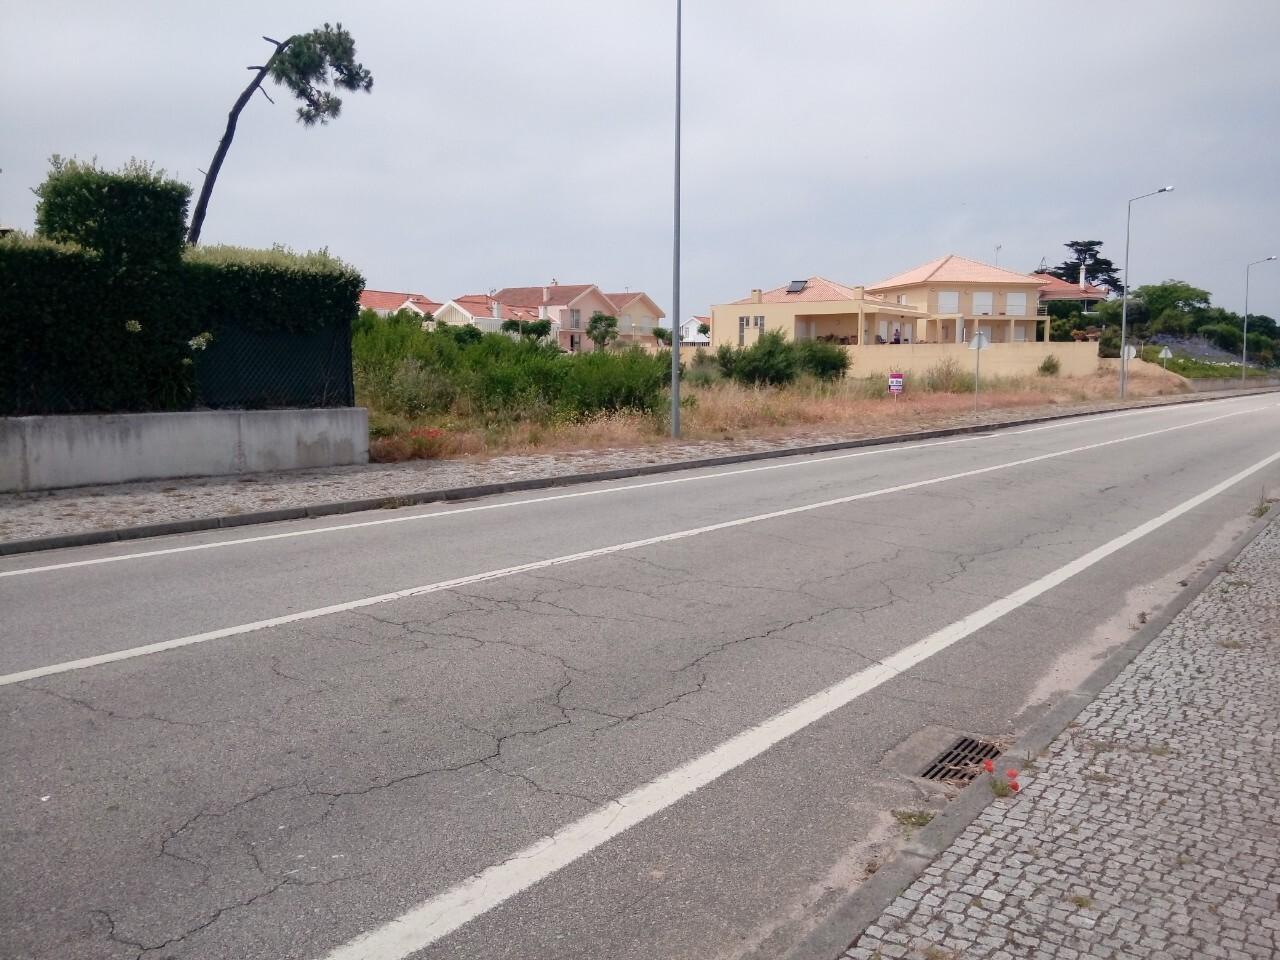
[709,257,1104,380]
[709,277,928,349]
[865,255,1049,344]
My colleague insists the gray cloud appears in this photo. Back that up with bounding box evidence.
[3,0,1278,318]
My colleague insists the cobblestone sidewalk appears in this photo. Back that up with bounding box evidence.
[844,520,1280,960]
[0,391,1255,546]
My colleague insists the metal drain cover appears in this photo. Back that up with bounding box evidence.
[920,736,1001,783]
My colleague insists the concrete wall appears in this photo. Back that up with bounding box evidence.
[1,408,369,493]
[1182,376,1280,392]
[850,341,1101,379]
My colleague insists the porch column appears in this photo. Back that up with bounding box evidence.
[1042,314,1050,342]
[1008,317,1016,343]
[955,318,963,343]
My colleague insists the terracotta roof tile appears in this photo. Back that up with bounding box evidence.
[493,285,595,308]
[730,276,890,305]
[359,289,437,312]
[1033,272,1110,300]
[867,255,1045,291]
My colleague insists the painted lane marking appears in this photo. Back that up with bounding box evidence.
[317,446,1280,960]
[0,397,1247,580]
[0,405,1266,688]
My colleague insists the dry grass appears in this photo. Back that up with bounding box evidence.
[367,368,1185,463]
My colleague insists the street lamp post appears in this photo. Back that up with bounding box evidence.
[1243,256,1277,382]
[669,0,683,438]
[1119,185,1174,398]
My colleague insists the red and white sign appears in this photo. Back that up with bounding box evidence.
[888,372,904,395]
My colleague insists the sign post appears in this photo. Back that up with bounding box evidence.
[888,371,904,399]
[968,332,989,415]
[1158,346,1172,369]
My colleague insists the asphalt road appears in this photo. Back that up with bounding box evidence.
[3,394,1279,960]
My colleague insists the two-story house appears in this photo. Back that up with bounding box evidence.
[492,283,665,352]
[865,255,1048,343]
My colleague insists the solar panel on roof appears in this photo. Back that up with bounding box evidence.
[786,280,807,293]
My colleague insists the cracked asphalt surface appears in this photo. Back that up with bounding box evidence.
[2,395,1279,960]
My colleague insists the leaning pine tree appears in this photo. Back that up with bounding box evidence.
[187,23,373,245]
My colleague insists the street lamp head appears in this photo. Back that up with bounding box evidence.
[1268,256,1278,262]
[1159,185,1174,193]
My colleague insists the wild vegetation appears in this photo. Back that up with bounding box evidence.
[355,315,1182,462]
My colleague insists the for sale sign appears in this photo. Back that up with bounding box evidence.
[888,372,904,395]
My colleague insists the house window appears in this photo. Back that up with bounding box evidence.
[754,315,765,330]
[570,309,581,329]
[739,316,749,345]
[1006,292,1027,316]
[569,333,581,352]
[938,291,960,313]
[973,292,994,316]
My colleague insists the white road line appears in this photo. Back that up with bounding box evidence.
[318,445,1280,960]
[0,397,1243,580]
[0,405,1266,688]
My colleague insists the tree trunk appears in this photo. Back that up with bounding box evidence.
[187,38,290,246]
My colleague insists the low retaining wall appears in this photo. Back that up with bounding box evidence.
[0,408,368,492]
[849,340,1100,379]
[1182,376,1280,392]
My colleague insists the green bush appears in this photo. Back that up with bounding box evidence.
[725,331,798,386]
[353,317,667,421]
[1038,354,1061,376]
[795,339,850,380]
[35,156,190,268]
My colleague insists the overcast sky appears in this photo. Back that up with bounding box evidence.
[4,1,1279,320]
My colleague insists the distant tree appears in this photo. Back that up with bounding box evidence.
[501,317,552,339]
[1133,280,1211,323]
[697,322,711,337]
[1046,241,1124,293]
[586,311,620,348]
[652,326,672,345]
[187,23,374,245]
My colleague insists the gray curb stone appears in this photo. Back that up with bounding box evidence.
[2,387,1277,559]
[776,508,1280,960]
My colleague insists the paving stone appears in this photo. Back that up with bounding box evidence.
[843,523,1280,959]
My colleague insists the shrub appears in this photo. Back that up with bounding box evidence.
[728,331,798,386]
[1038,354,1061,376]
[35,156,190,268]
[922,357,974,392]
[715,343,738,379]
[795,339,850,380]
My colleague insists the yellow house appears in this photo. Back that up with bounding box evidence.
[709,277,928,349]
[865,255,1049,344]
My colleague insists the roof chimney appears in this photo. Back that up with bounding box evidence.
[752,289,763,303]
[491,298,502,319]
[1078,262,1087,291]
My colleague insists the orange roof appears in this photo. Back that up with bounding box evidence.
[450,295,542,322]
[359,289,438,313]
[731,276,894,305]
[604,292,642,309]
[1033,272,1110,300]
[867,255,1045,291]
[493,284,595,308]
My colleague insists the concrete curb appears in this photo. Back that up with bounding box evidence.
[781,508,1280,960]
[3,387,1278,558]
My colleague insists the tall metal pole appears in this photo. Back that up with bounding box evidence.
[669,0,682,438]
[1120,198,1133,399]
[1119,186,1173,399]
[1243,257,1277,383]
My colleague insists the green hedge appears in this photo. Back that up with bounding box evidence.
[2,158,363,415]
[34,157,190,268]
[0,234,362,415]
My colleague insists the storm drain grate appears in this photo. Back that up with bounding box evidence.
[920,737,1002,784]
